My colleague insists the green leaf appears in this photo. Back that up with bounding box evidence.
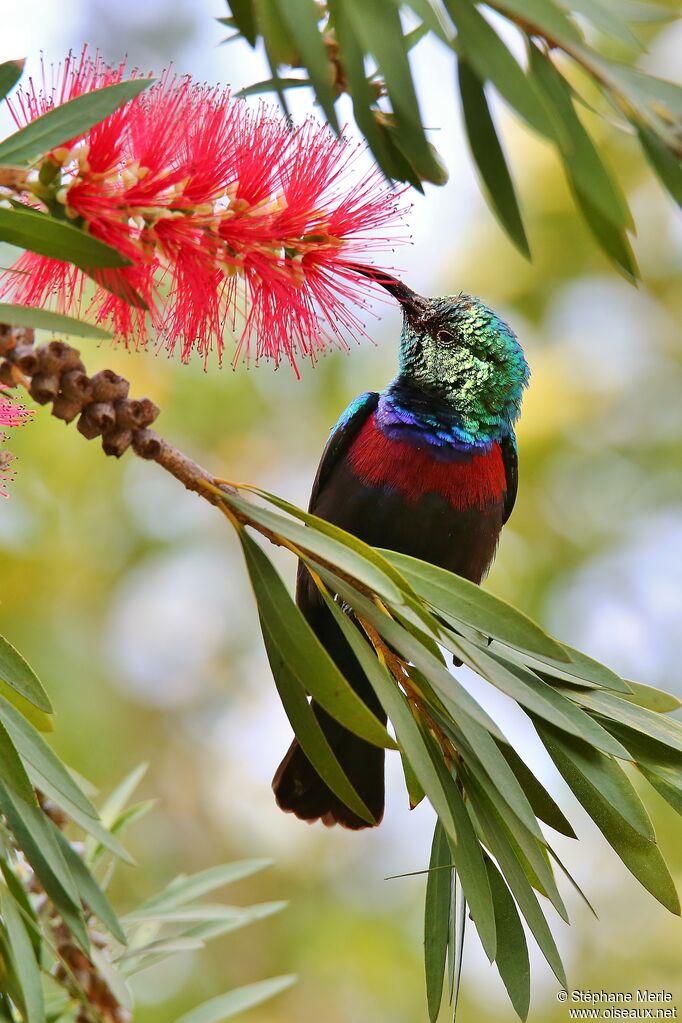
[0,885,45,1023]
[567,688,682,754]
[236,76,312,98]
[0,633,52,721]
[540,726,653,839]
[225,0,258,45]
[622,680,682,714]
[503,641,633,695]
[316,562,505,740]
[432,701,546,844]
[172,976,296,1023]
[242,543,395,750]
[52,827,127,944]
[400,746,426,809]
[132,860,272,914]
[344,0,443,182]
[529,45,631,228]
[241,532,376,824]
[494,0,584,45]
[560,0,641,47]
[639,767,682,818]
[0,718,37,804]
[447,870,466,1011]
[223,491,404,609]
[0,861,41,959]
[0,303,111,339]
[273,0,338,130]
[541,735,680,914]
[496,741,576,838]
[485,856,530,1022]
[319,585,461,837]
[467,773,567,988]
[458,58,530,258]
[636,124,682,209]
[381,550,569,662]
[460,641,631,759]
[0,59,25,102]
[444,0,553,138]
[0,206,130,270]
[422,739,497,961]
[0,78,155,165]
[0,784,89,949]
[0,694,93,818]
[424,822,450,1023]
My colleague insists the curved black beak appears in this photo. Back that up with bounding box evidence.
[348,264,430,324]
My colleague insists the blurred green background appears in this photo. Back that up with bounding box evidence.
[1,2,682,1020]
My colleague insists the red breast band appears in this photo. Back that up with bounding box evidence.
[347,412,507,511]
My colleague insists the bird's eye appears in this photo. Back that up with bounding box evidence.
[436,329,456,347]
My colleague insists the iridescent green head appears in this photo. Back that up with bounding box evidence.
[373,273,529,444]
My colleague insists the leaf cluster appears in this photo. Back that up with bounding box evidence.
[221,0,682,277]
[215,483,682,1021]
[0,633,293,1023]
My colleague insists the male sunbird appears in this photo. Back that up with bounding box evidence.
[273,275,529,828]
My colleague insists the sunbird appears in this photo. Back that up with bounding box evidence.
[273,275,530,828]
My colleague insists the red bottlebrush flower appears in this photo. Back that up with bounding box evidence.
[1,49,406,374]
[0,388,32,497]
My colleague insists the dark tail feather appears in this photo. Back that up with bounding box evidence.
[272,599,386,829]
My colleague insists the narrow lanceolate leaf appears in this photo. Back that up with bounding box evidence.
[0,633,52,723]
[447,870,466,1014]
[0,886,45,1023]
[493,0,584,46]
[0,783,89,949]
[541,734,680,915]
[172,976,296,1023]
[539,726,654,839]
[0,78,155,165]
[318,584,460,837]
[0,206,130,270]
[0,59,25,102]
[496,742,576,838]
[639,766,682,818]
[527,44,637,278]
[0,303,111,339]
[423,741,497,962]
[485,856,530,1022]
[424,821,451,1023]
[224,0,258,45]
[223,491,404,609]
[239,533,394,750]
[133,860,273,915]
[380,550,568,662]
[444,0,553,138]
[499,641,633,695]
[52,827,127,945]
[460,642,631,760]
[0,694,94,818]
[0,719,37,804]
[467,774,567,989]
[622,680,682,714]
[566,688,682,754]
[560,0,641,46]
[273,0,338,131]
[457,59,530,258]
[344,0,443,182]
[240,533,375,824]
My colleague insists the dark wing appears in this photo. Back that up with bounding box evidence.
[296,391,378,609]
[500,432,519,524]
[306,391,379,513]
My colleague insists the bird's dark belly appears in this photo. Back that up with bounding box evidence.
[313,459,505,585]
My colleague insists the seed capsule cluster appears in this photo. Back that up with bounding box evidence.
[0,324,159,458]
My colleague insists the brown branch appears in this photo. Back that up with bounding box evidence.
[0,322,235,506]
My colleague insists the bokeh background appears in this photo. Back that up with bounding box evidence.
[2,2,682,1020]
